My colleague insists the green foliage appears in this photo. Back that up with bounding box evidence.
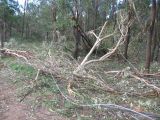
[56,0,73,31]
[40,75,60,94]
[10,63,35,75]
[44,98,60,108]
[56,12,73,31]
[0,0,19,23]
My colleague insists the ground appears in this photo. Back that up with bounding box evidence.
[0,67,68,120]
[0,42,160,119]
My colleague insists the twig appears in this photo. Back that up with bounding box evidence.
[104,70,120,74]
[130,74,160,93]
[35,69,40,80]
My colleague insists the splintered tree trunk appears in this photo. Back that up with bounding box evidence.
[145,0,156,72]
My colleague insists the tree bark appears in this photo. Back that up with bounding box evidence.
[73,26,81,59]
[155,0,160,61]
[151,23,157,61]
[3,22,6,45]
[21,0,27,38]
[151,0,159,61]
[0,23,3,48]
[124,1,131,59]
[112,0,117,44]
[93,0,99,29]
[52,1,57,41]
[145,0,156,72]
[0,22,5,48]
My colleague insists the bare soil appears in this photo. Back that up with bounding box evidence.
[0,67,67,120]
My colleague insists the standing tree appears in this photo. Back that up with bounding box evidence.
[155,0,160,61]
[0,0,19,48]
[124,0,132,59]
[70,0,93,59]
[52,0,57,41]
[145,0,156,72]
[21,0,28,38]
[151,0,159,61]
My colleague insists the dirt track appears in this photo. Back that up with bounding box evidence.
[0,67,67,120]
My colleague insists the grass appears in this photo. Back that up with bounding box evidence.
[1,41,160,119]
[5,59,75,117]
[10,63,35,75]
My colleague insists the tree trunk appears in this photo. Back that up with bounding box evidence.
[22,0,27,38]
[124,1,131,59]
[25,22,29,39]
[92,0,99,29]
[124,27,130,59]
[0,22,4,48]
[155,40,160,61]
[9,23,12,38]
[151,0,159,61]
[0,23,3,48]
[52,1,57,42]
[0,33,1,48]
[145,0,156,73]
[112,0,117,44]
[155,0,160,61]
[3,22,6,43]
[73,26,81,59]
[151,24,157,61]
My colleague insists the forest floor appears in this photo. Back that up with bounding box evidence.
[0,41,160,120]
[0,66,68,120]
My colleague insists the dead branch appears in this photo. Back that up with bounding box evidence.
[130,74,160,93]
[74,15,130,74]
[138,72,160,78]
[82,104,156,120]
[104,68,160,95]
[104,70,120,74]
[0,48,34,61]
[0,47,68,82]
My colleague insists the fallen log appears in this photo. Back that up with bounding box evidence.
[0,48,34,61]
